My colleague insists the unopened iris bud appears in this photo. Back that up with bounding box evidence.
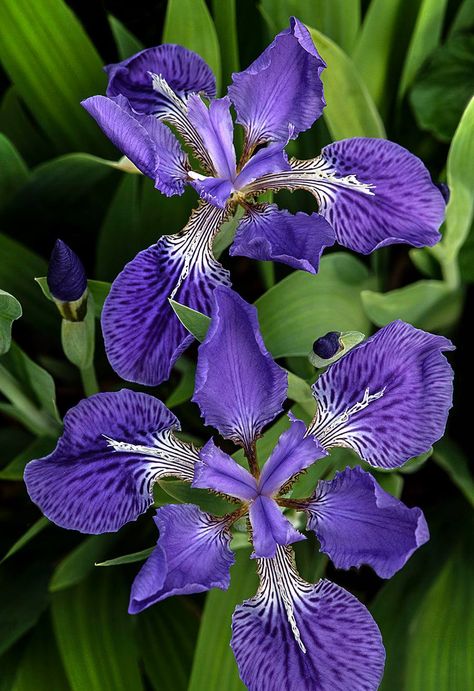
[309,330,366,368]
[47,239,88,321]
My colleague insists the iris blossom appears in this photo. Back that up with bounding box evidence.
[25,288,454,690]
[82,17,447,386]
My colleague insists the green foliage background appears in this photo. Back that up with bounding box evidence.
[0,0,473,689]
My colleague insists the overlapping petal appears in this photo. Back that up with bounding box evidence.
[102,203,231,386]
[193,287,287,449]
[230,204,335,273]
[228,17,325,147]
[308,320,454,468]
[105,44,216,115]
[82,95,188,196]
[193,439,257,500]
[249,496,305,558]
[234,140,290,189]
[129,504,234,613]
[231,547,385,690]
[304,466,429,578]
[187,96,236,178]
[24,390,198,534]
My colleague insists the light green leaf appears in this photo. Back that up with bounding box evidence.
[11,618,69,691]
[433,438,474,508]
[0,0,112,155]
[1,518,49,564]
[169,300,211,342]
[50,534,119,592]
[188,549,257,691]
[109,15,143,60]
[361,280,462,331]
[308,27,385,140]
[256,253,373,359]
[163,0,221,91]
[0,290,22,355]
[96,547,154,568]
[0,133,29,211]
[52,571,144,691]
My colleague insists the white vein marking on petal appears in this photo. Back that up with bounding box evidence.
[310,386,386,447]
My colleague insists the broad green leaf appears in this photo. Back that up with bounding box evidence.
[212,0,239,85]
[361,280,462,331]
[398,0,449,98]
[163,0,221,91]
[52,570,144,691]
[449,0,474,36]
[0,436,56,481]
[1,518,49,564]
[169,300,211,342]
[0,0,112,155]
[96,547,154,568]
[0,134,29,211]
[50,535,119,593]
[286,371,316,417]
[0,290,22,355]
[11,618,69,691]
[256,253,373,358]
[410,35,474,142]
[109,15,144,60]
[0,87,50,165]
[308,28,385,139]
[433,438,474,508]
[138,598,199,691]
[188,549,258,691]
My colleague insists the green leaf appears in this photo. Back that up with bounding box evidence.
[50,535,120,593]
[165,358,196,409]
[163,0,221,91]
[0,0,112,155]
[138,598,199,691]
[169,300,211,342]
[211,0,239,85]
[188,549,258,691]
[0,290,22,355]
[109,15,144,60]
[0,133,29,211]
[52,570,144,691]
[61,297,95,369]
[11,617,69,691]
[449,0,474,36]
[398,0,449,98]
[308,28,385,140]
[0,87,50,164]
[433,438,474,508]
[0,436,56,481]
[1,517,49,564]
[96,547,154,568]
[361,280,463,331]
[35,276,110,318]
[256,252,373,358]
[286,371,316,418]
[410,35,474,142]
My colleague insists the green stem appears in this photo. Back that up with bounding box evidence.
[441,256,461,292]
[80,364,99,397]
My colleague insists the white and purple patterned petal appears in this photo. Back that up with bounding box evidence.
[24,390,198,534]
[193,287,288,450]
[228,17,325,147]
[304,466,429,578]
[193,438,257,501]
[187,95,236,179]
[249,496,305,558]
[105,44,216,116]
[129,504,234,613]
[229,204,335,273]
[82,95,188,196]
[102,202,231,386]
[309,321,454,469]
[246,138,445,253]
[231,547,385,691]
[259,419,327,496]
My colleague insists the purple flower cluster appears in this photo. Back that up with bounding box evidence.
[81,17,446,387]
[25,287,453,690]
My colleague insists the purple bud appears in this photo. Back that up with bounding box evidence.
[47,239,87,302]
[312,331,340,360]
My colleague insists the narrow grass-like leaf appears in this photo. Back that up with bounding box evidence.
[109,15,144,60]
[50,535,119,592]
[96,547,154,568]
[1,518,49,564]
[0,436,56,481]
[169,300,211,342]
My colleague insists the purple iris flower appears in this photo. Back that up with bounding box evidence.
[24,287,454,690]
[81,17,446,387]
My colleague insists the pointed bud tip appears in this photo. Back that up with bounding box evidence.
[47,239,87,303]
[312,331,341,360]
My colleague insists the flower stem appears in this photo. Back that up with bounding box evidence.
[80,364,99,397]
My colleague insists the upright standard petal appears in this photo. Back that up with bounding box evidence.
[82,95,188,196]
[193,287,287,450]
[24,390,198,534]
[247,138,446,253]
[105,44,216,116]
[304,466,429,578]
[230,204,335,273]
[193,439,257,501]
[129,504,234,613]
[228,17,325,147]
[231,547,385,691]
[187,96,236,179]
[102,203,231,386]
[249,495,305,558]
[259,420,327,496]
[308,321,454,469]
